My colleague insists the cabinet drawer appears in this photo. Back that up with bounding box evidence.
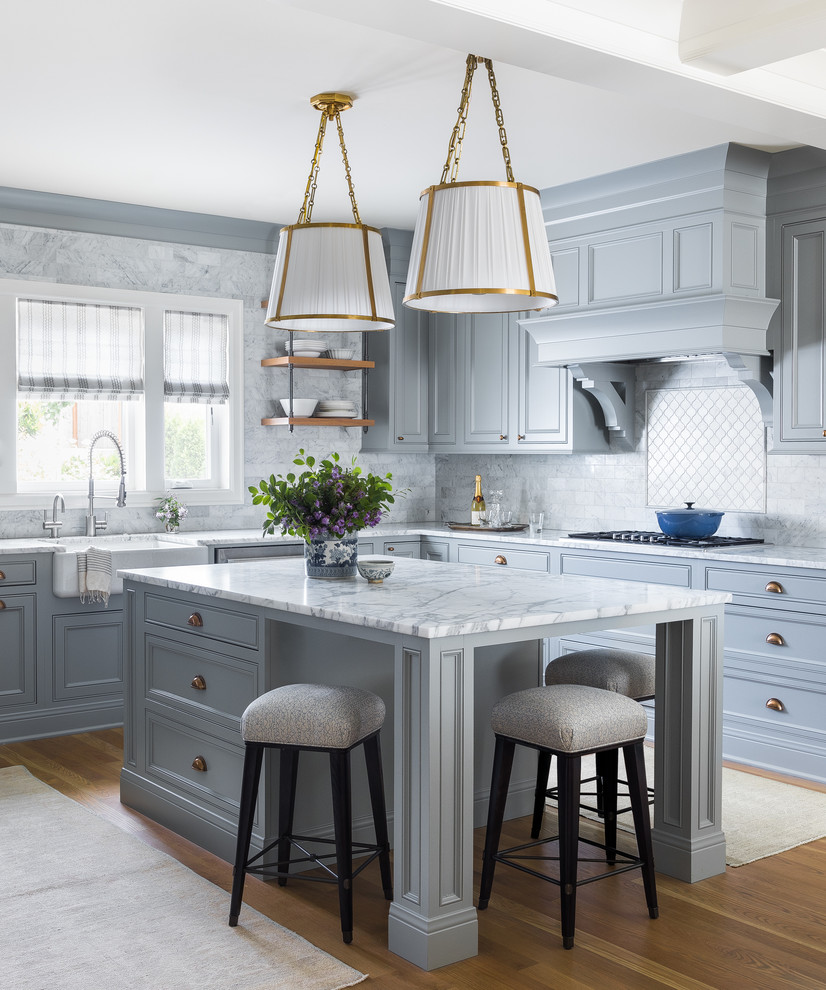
[724,669,826,736]
[382,540,420,558]
[706,566,826,607]
[560,552,691,587]
[725,608,826,664]
[145,593,259,650]
[146,710,244,814]
[146,634,259,722]
[458,543,549,572]
[0,560,36,587]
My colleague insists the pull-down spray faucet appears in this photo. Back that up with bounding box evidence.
[86,430,127,536]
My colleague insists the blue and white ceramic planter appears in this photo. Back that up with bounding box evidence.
[304,535,358,579]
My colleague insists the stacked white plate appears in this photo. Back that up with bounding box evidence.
[284,338,328,357]
[316,399,357,418]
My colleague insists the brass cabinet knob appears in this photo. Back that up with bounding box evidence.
[765,632,785,646]
[499,435,506,440]
[397,436,404,441]
[494,554,508,565]
[187,613,203,627]
[191,675,207,690]
[192,756,208,772]
[0,600,5,610]
[822,430,826,438]
[765,581,783,594]
[386,546,395,553]
[517,434,525,440]
[0,570,5,580]
[765,698,785,712]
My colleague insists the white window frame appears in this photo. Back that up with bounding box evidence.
[0,278,244,511]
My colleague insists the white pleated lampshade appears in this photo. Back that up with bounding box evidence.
[265,222,395,332]
[403,181,558,314]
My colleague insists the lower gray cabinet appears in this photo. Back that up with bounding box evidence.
[0,593,36,709]
[52,610,123,702]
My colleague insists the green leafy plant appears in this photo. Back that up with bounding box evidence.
[249,449,398,542]
[155,491,189,529]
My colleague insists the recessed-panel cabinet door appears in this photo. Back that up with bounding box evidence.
[461,313,510,445]
[516,325,573,447]
[0,594,36,708]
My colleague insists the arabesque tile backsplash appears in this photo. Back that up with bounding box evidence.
[3,219,826,549]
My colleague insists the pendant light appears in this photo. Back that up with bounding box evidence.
[404,56,558,314]
[265,93,394,333]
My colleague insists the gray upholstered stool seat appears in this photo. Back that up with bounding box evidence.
[544,648,655,700]
[241,683,386,749]
[229,684,392,944]
[479,683,658,950]
[533,649,656,837]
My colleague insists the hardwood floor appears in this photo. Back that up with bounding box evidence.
[2,730,825,989]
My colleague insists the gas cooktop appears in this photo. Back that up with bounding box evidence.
[566,531,766,549]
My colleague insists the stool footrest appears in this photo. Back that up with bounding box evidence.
[246,833,387,886]
[493,833,646,889]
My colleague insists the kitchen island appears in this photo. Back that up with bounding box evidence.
[121,555,730,970]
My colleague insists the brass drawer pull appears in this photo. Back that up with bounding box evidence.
[397,436,404,441]
[192,756,208,772]
[494,554,508,565]
[499,435,506,440]
[187,613,203,627]
[766,632,785,646]
[765,698,785,712]
[765,581,783,594]
[0,600,5,610]
[191,675,207,691]
[0,570,5,580]
[518,434,525,440]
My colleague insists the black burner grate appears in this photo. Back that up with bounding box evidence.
[566,531,765,549]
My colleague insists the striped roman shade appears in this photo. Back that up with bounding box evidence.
[17,298,144,400]
[163,310,229,404]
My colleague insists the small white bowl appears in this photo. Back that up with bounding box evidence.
[278,398,318,417]
[327,347,355,360]
[357,558,395,583]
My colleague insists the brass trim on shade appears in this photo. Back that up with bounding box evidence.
[415,188,437,298]
[417,179,543,198]
[277,220,384,236]
[517,183,536,295]
[407,287,558,299]
[361,225,377,322]
[265,312,395,326]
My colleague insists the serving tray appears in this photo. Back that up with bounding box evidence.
[447,522,528,532]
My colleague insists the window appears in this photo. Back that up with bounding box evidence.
[0,279,244,509]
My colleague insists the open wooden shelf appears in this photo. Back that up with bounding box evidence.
[261,417,374,427]
[261,356,374,370]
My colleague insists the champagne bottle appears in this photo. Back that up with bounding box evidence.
[471,475,486,526]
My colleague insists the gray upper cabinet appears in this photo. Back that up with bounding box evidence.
[362,282,429,454]
[772,217,826,448]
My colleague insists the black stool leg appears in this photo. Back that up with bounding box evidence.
[277,748,300,885]
[478,735,516,910]
[330,748,354,943]
[624,742,658,919]
[229,742,264,926]
[531,750,553,839]
[558,753,581,949]
[595,748,619,864]
[363,734,393,900]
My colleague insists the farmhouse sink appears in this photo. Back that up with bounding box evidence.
[42,534,209,598]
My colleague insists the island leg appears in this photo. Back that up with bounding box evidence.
[653,605,727,881]
[387,636,479,970]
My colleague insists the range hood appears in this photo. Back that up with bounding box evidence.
[519,144,781,436]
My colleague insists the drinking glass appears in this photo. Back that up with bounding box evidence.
[529,511,544,537]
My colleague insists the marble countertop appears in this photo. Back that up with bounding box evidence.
[119,556,732,640]
[3,522,826,570]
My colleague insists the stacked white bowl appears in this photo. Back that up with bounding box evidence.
[284,338,328,357]
[278,397,318,417]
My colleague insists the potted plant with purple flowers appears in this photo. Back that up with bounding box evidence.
[249,449,398,579]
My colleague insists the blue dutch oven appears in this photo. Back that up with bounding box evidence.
[655,502,724,538]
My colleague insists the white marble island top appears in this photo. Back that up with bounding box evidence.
[121,555,731,639]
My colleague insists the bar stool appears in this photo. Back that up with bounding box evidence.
[228,683,393,944]
[479,683,658,949]
[532,648,655,838]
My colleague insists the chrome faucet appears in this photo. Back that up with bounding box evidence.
[86,430,127,536]
[42,493,65,538]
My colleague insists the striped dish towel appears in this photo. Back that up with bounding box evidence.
[77,547,112,605]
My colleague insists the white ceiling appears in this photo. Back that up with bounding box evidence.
[2,0,825,230]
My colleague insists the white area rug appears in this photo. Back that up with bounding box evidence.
[543,748,826,867]
[0,766,367,990]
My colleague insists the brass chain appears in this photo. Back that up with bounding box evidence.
[484,58,514,183]
[297,103,361,225]
[334,110,361,225]
[440,54,478,185]
[439,54,515,185]
[298,111,328,224]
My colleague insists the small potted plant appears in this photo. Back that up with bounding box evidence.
[249,450,398,579]
[155,491,189,533]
